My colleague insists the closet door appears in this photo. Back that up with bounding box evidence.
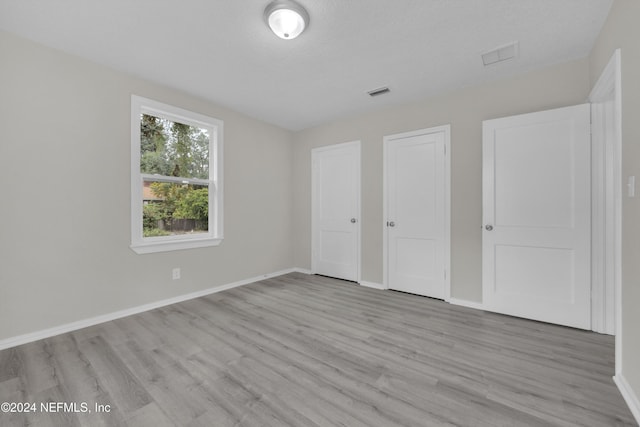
[384,126,449,299]
[482,104,591,329]
[312,141,360,282]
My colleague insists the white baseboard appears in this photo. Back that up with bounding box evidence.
[614,374,640,425]
[448,297,484,311]
[0,268,297,351]
[360,281,387,290]
[292,267,312,275]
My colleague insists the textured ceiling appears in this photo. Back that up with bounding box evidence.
[0,0,613,131]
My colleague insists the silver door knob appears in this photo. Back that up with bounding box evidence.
[350,218,357,223]
[485,224,493,231]
[388,221,396,227]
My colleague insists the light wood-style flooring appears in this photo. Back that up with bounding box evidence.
[0,272,636,426]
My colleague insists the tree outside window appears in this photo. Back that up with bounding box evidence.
[140,115,210,237]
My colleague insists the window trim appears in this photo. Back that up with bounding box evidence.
[130,95,223,254]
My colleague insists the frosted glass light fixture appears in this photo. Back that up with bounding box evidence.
[264,0,309,40]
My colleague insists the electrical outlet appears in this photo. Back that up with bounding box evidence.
[172,268,181,280]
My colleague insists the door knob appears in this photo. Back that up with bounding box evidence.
[388,221,396,227]
[350,218,357,223]
[485,224,493,231]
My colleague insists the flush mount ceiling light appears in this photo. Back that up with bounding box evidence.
[264,0,309,40]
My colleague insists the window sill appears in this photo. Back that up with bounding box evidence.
[130,237,223,254]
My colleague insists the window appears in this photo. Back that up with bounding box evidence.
[130,95,223,254]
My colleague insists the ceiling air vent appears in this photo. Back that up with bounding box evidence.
[482,41,519,66]
[367,87,390,97]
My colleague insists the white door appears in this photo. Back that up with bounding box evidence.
[312,141,360,282]
[482,104,591,329]
[384,126,450,299]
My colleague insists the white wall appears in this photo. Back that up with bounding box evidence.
[292,59,590,301]
[590,0,640,417]
[0,31,293,342]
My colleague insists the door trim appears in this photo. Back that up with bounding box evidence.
[311,140,361,283]
[589,50,622,359]
[383,125,451,299]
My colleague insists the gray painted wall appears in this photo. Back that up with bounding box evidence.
[292,59,590,302]
[0,31,294,341]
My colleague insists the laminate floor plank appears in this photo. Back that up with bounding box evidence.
[17,341,57,396]
[0,348,22,383]
[179,301,399,426]
[77,336,152,414]
[43,334,128,427]
[27,385,83,427]
[248,278,628,408]
[115,344,214,425]
[187,297,539,427]
[125,402,175,427]
[0,273,636,426]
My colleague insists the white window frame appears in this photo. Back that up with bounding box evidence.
[130,95,223,254]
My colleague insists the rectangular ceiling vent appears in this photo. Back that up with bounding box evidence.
[367,87,390,97]
[482,41,519,66]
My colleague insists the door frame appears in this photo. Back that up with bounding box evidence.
[382,125,451,299]
[311,140,361,283]
[589,50,622,361]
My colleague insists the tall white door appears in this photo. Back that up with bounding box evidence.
[384,126,450,299]
[312,141,360,282]
[482,104,591,329]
